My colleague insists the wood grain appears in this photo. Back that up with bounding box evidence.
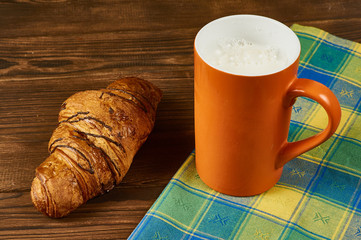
[0,0,360,238]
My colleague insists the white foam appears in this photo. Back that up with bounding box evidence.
[195,15,301,76]
[207,37,289,75]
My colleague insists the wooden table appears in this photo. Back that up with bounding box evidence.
[0,0,360,239]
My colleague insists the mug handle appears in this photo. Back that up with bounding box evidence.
[276,78,341,169]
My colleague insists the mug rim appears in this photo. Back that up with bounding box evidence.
[194,14,301,77]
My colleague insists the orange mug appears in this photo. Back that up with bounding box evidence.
[194,15,341,196]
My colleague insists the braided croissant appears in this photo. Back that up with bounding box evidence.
[30,77,162,218]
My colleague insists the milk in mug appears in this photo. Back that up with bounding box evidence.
[206,37,289,76]
[195,17,298,76]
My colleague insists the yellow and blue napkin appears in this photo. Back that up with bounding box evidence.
[129,24,361,240]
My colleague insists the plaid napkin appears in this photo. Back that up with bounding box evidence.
[129,24,361,240]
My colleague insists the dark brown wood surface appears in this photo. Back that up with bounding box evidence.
[0,0,360,239]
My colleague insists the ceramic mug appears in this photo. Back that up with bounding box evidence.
[194,15,341,196]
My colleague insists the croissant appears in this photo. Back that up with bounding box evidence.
[30,77,162,218]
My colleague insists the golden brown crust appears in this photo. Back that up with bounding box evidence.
[30,77,162,218]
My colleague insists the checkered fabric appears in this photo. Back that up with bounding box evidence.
[129,24,361,240]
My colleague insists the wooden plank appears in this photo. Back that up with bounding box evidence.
[0,187,160,239]
[0,0,360,38]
